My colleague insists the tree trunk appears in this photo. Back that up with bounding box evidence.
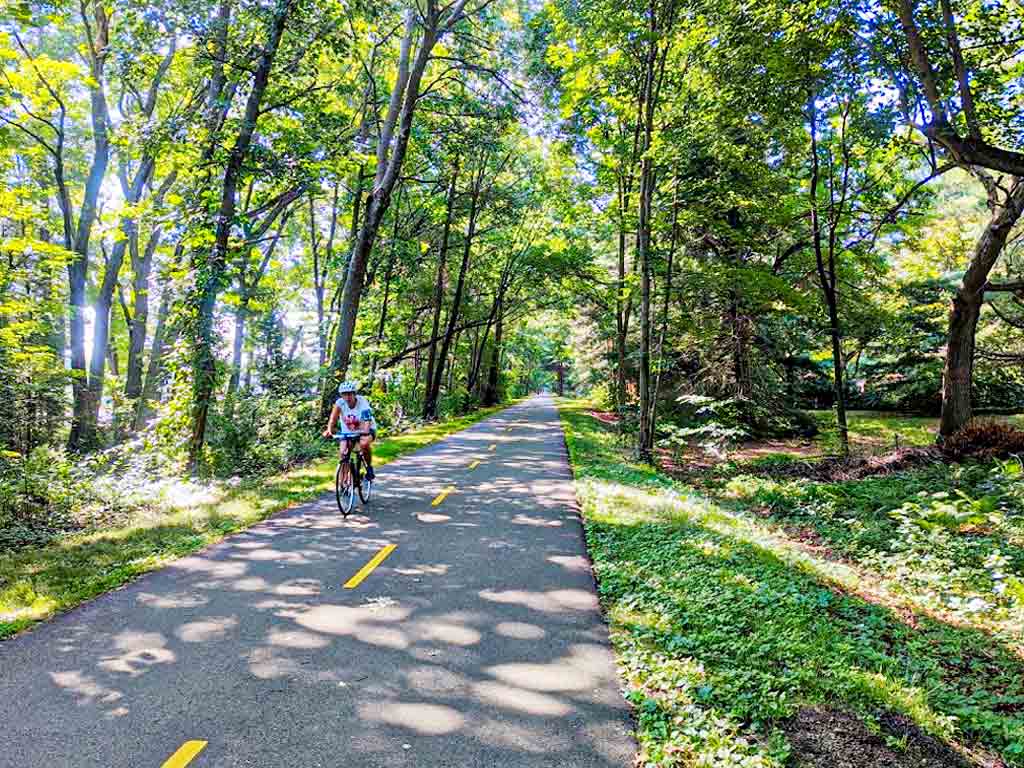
[188,0,292,472]
[483,295,503,406]
[320,5,467,417]
[321,12,422,416]
[939,177,1024,438]
[369,183,402,381]
[651,187,678,426]
[426,162,481,420]
[124,234,156,404]
[80,235,130,448]
[467,293,499,396]
[228,302,247,397]
[123,155,176,412]
[135,284,173,431]
[635,3,659,463]
[808,92,849,454]
[67,4,112,452]
[615,199,630,412]
[423,163,459,419]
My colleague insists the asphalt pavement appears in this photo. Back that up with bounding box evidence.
[0,395,634,767]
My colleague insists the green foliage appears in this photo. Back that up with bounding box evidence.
[560,398,1024,765]
[208,393,325,478]
[0,447,80,549]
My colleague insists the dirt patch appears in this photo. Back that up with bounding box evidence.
[586,410,620,426]
[732,439,820,461]
[759,446,945,482]
[783,707,1003,768]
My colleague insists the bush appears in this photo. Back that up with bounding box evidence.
[945,421,1024,458]
[207,393,328,477]
[589,381,615,410]
[0,447,94,549]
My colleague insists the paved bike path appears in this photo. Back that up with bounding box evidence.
[0,395,634,767]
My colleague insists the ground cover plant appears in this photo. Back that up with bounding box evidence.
[559,399,1024,768]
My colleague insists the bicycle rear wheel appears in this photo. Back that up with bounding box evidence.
[356,454,372,504]
[335,461,355,516]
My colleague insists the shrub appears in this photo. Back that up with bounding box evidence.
[945,421,1024,458]
[207,393,328,477]
[0,447,94,549]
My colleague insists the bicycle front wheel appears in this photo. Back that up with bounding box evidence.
[356,454,372,504]
[335,462,355,516]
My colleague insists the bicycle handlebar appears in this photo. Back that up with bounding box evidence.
[331,431,370,439]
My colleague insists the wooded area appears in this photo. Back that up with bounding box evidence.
[1,0,580,486]
[3,0,1024,765]
[3,0,1024,477]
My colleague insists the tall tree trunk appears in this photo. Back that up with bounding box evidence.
[80,150,158,446]
[135,283,173,431]
[423,163,459,418]
[426,163,481,420]
[321,11,420,416]
[467,293,499,396]
[124,232,157,405]
[188,0,292,472]
[808,92,849,455]
[228,302,247,397]
[651,187,678,426]
[67,5,112,451]
[124,174,174,408]
[370,184,403,381]
[80,236,130,449]
[939,177,1024,438]
[320,2,470,416]
[312,185,339,370]
[615,188,630,412]
[120,56,177,413]
[483,295,503,406]
[635,4,659,463]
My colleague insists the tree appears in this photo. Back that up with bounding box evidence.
[321,0,481,415]
[881,0,1024,436]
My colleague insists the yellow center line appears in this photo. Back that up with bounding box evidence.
[431,485,455,506]
[488,443,496,451]
[162,741,207,768]
[344,544,397,589]
[468,460,481,470]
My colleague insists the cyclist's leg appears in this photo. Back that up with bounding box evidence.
[339,440,353,486]
[360,433,375,480]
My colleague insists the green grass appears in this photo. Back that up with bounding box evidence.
[0,403,509,639]
[559,399,1024,767]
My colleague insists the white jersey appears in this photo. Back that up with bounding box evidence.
[335,395,377,434]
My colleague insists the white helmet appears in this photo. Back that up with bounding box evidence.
[337,380,358,395]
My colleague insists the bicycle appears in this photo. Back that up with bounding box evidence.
[331,432,373,516]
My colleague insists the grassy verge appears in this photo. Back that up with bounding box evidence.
[0,403,509,640]
[558,398,1024,768]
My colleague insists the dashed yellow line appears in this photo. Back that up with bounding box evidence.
[344,544,397,589]
[162,741,207,768]
[468,460,481,470]
[432,486,455,506]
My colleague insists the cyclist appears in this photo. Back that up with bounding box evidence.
[322,381,377,481]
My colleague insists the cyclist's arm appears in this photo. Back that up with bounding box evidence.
[323,404,340,437]
[358,402,374,434]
